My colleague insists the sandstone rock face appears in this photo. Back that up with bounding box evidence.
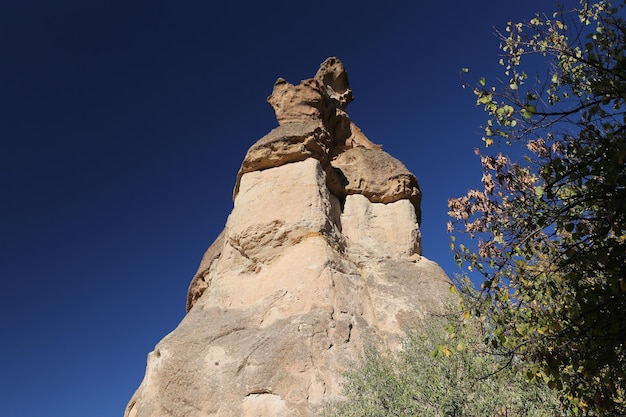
[126,58,452,417]
[332,148,422,223]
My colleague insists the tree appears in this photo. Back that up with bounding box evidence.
[324,310,568,417]
[448,1,626,414]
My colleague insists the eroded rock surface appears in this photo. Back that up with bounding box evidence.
[332,147,422,223]
[234,56,419,216]
[126,58,451,417]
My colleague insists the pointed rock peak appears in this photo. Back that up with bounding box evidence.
[235,58,421,223]
[314,57,354,111]
[267,57,353,126]
[125,58,452,417]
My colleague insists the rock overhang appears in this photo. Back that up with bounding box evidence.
[233,57,422,223]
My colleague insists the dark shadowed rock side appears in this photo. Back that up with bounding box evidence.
[125,57,451,417]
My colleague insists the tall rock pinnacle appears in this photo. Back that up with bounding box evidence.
[125,57,451,417]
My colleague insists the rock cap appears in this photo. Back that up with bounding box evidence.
[235,57,421,222]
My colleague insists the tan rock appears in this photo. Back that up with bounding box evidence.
[187,229,226,312]
[343,121,382,152]
[233,121,330,199]
[228,158,342,264]
[341,194,421,258]
[126,159,451,417]
[267,57,352,128]
[331,147,422,222]
[125,59,452,417]
[234,57,357,199]
[237,57,412,211]
[313,56,353,112]
[267,78,326,126]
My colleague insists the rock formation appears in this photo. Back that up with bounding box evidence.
[125,57,451,417]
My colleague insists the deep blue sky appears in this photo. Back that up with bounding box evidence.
[1,1,554,416]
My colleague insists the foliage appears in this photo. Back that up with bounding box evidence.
[448,1,626,414]
[324,309,568,417]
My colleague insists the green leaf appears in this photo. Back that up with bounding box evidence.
[535,186,544,197]
[521,105,536,119]
[477,93,493,105]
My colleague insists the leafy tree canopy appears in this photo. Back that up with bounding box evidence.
[448,0,626,414]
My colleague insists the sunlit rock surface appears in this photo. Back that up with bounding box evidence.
[126,57,451,417]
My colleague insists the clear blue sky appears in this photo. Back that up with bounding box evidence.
[1,1,554,416]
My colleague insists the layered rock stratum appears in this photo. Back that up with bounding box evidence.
[125,57,451,417]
